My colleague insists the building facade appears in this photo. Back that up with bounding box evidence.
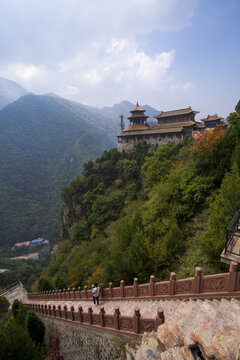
[117,104,226,152]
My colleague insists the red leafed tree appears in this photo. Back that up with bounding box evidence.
[46,337,64,360]
[190,128,225,163]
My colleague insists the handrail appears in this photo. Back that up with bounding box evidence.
[28,261,239,302]
[25,303,164,336]
[0,280,23,296]
[225,210,240,256]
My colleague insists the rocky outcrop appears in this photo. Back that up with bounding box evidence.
[130,298,240,359]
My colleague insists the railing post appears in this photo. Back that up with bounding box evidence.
[63,289,66,301]
[88,306,93,324]
[73,287,76,299]
[71,306,75,321]
[155,307,165,330]
[169,272,176,295]
[53,305,56,317]
[120,280,125,298]
[68,288,71,300]
[114,307,120,330]
[64,305,67,319]
[78,306,83,323]
[44,305,47,315]
[58,305,61,318]
[150,275,155,297]
[133,306,140,334]
[133,278,138,297]
[194,267,202,294]
[100,307,105,327]
[99,283,104,299]
[228,261,238,292]
[84,286,88,299]
[41,305,44,314]
[78,286,81,300]
[109,282,113,298]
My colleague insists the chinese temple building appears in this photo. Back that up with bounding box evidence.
[201,114,226,130]
[117,105,200,152]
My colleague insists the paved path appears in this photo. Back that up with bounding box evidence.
[28,297,240,330]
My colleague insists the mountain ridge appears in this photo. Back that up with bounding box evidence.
[0,93,115,247]
[0,76,28,109]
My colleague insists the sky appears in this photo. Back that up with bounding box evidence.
[0,0,239,118]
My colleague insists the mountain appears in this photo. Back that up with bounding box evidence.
[0,77,28,109]
[0,94,115,247]
[72,100,160,139]
[99,100,160,126]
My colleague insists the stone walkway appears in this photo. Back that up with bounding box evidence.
[28,297,240,330]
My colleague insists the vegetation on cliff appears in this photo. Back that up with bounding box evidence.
[39,102,240,290]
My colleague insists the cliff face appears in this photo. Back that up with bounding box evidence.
[61,195,86,240]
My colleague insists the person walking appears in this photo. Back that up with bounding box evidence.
[92,283,100,305]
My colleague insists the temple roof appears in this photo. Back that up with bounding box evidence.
[155,106,199,119]
[128,113,149,120]
[195,121,206,129]
[201,114,224,122]
[118,127,184,137]
[151,121,196,129]
[123,124,149,132]
[130,102,145,113]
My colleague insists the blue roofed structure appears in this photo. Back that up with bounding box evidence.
[31,237,43,244]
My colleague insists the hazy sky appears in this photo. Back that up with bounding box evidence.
[0,0,239,118]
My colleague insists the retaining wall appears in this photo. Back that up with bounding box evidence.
[40,315,141,360]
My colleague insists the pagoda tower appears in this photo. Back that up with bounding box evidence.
[127,102,149,125]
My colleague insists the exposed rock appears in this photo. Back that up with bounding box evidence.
[188,326,216,359]
[159,346,185,360]
[211,326,240,360]
[157,315,194,350]
[134,332,161,360]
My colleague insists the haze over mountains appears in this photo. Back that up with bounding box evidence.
[0,77,159,247]
[0,77,28,109]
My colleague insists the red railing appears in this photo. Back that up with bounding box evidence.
[28,261,240,302]
[25,303,164,336]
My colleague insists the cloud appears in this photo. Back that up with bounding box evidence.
[0,0,201,107]
[170,81,195,92]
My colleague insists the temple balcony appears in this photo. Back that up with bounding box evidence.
[221,210,240,264]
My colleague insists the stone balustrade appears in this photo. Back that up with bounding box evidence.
[26,303,164,336]
[28,261,240,302]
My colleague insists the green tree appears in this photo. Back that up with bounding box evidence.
[201,171,240,262]
[0,296,9,315]
[38,277,54,292]
[25,310,45,345]
[0,317,45,360]
[12,299,27,328]
[120,114,125,131]
[235,99,240,114]
[70,220,90,244]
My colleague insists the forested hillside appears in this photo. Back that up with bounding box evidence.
[0,94,115,247]
[39,101,240,291]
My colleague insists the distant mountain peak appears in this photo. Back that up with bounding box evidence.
[0,76,28,109]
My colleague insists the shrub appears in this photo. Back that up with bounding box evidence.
[38,277,54,292]
[25,310,45,345]
[0,296,9,314]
